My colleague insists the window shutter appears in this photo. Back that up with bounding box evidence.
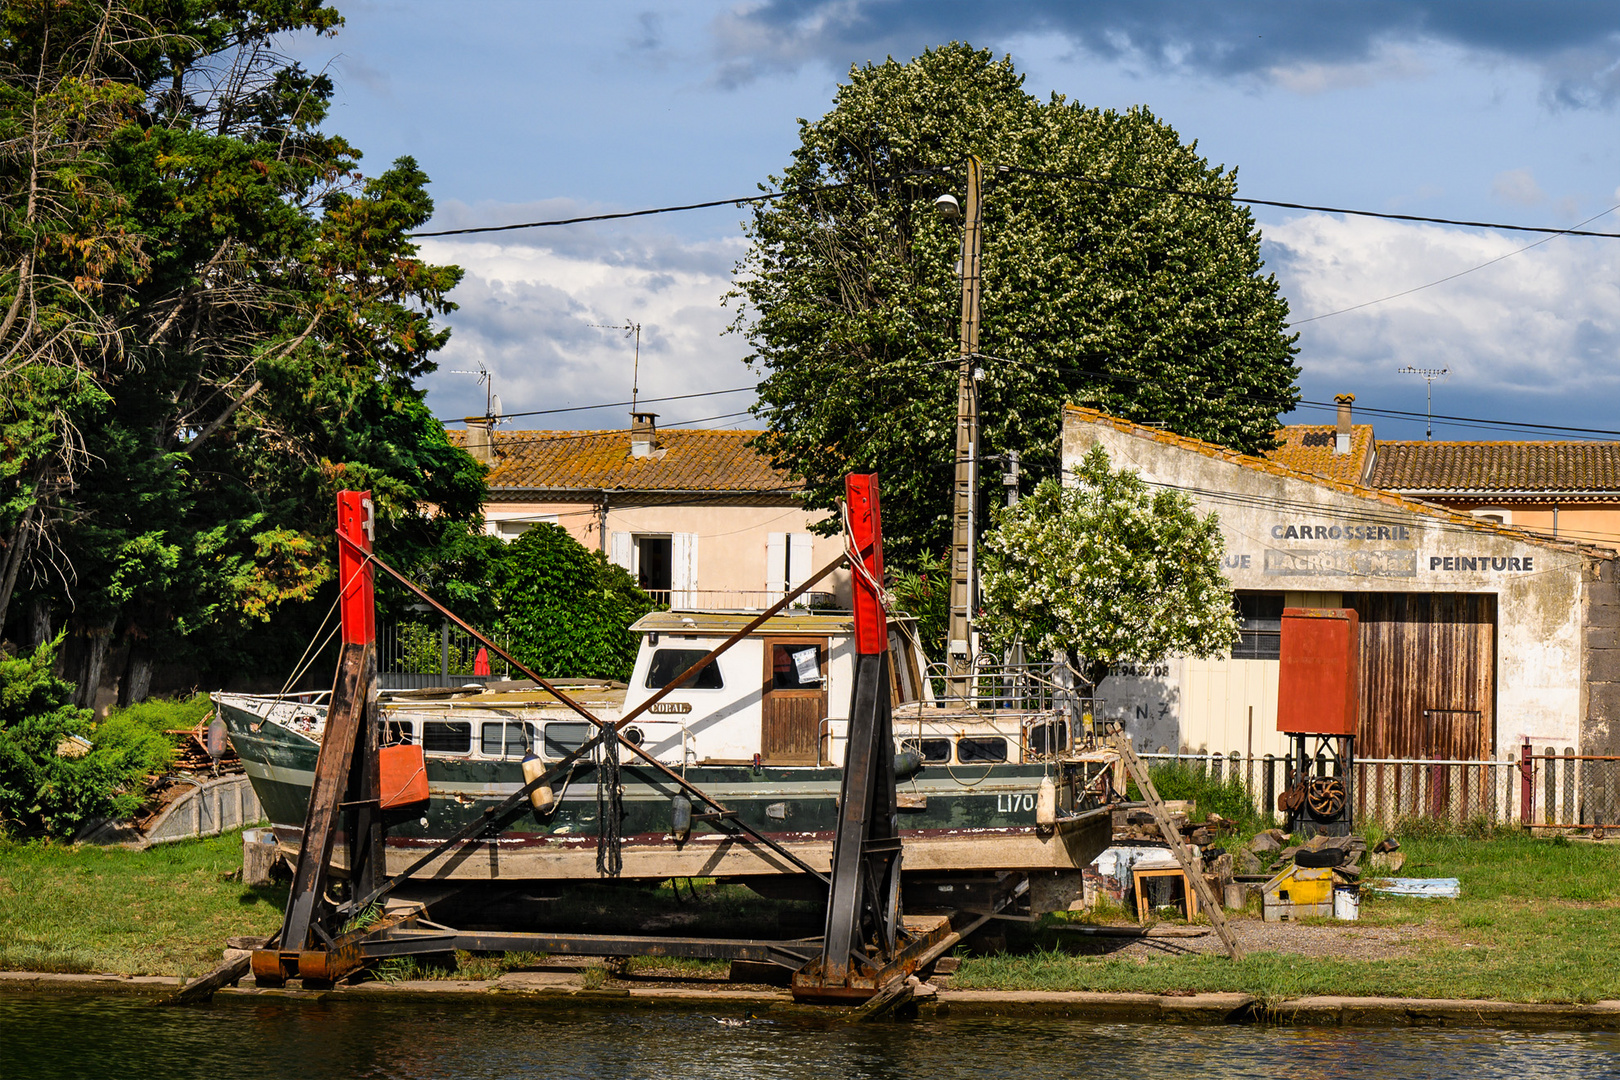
[766,532,787,598]
[788,533,813,592]
[609,531,634,573]
[671,532,698,606]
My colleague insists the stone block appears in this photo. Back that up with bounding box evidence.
[1585,682,1620,724]
[1586,650,1620,684]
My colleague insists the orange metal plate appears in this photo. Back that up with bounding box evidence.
[1277,607,1359,736]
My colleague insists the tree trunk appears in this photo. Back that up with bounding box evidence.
[71,623,115,711]
[26,598,51,649]
[0,504,35,639]
[119,644,154,706]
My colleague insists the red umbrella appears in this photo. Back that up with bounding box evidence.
[473,647,491,676]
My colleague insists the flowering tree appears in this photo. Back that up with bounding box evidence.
[980,445,1238,688]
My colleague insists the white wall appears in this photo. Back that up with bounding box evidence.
[1065,408,1587,756]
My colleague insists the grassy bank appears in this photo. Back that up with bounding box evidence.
[4,829,1620,1003]
[954,832,1620,1004]
[0,830,284,978]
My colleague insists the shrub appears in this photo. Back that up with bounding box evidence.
[492,525,657,681]
[0,639,175,838]
[1144,758,1266,831]
[101,692,213,734]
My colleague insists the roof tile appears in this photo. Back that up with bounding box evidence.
[1370,441,1620,493]
[1267,424,1376,485]
[453,427,795,494]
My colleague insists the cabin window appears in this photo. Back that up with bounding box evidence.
[422,721,472,754]
[771,644,824,690]
[644,649,723,690]
[957,736,1008,763]
[543,721,591,759]
[1232,593,1283,660]
[1026,721,1069,756]
[480,721,532,758]
[902,737,952,763]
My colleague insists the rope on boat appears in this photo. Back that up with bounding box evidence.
[596,738,623,878]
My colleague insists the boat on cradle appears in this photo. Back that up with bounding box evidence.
[214,610,1119,913]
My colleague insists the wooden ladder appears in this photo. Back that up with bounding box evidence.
[1114,736,1245,961]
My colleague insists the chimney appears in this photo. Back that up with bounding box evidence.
[1334,394,1354,455]
[630,412,658,458]
[463,417,494,466]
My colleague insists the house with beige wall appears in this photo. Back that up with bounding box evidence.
[456,413,849,609]
[1064,404,1620,764]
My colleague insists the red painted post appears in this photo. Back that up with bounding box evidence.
[1520,739,1534,825]
[336,491,376,646]
[844,474,886,656]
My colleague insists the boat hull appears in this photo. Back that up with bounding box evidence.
[217,695,1112,896]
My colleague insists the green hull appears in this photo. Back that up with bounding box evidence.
[218,697,1111,878]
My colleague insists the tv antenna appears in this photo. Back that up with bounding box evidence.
[449,363,501,422]
[1397,366,1448,440]
[590,321,643,411]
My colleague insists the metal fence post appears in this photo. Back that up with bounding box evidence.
[1520,740,1533,826]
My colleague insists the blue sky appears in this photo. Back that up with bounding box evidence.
[288,1,1620,443]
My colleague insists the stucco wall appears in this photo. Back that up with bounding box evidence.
[484,498,851,606]
[1063,409,1587,756]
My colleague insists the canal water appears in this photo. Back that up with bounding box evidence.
[3,993,1617,1079]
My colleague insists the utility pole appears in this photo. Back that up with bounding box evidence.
[1002,450,1021,507]
[1397,366,1447,440]
[946,156,983,701]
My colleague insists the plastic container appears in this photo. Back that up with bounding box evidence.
[1333,882,1360,921]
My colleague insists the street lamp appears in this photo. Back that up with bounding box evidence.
[937,157,983,700]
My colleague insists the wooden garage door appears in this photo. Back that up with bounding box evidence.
[1347,593,1496,760]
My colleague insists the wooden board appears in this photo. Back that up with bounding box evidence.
[1348,593,1496,759]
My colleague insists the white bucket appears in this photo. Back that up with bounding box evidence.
[1333,883,1360,921]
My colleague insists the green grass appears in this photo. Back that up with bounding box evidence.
[0,829,284,978]
[8,827,1618,1003]
[953,832,1620,1004]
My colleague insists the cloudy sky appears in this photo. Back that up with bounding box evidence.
[288,1,1620,442]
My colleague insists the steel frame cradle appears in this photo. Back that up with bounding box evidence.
[253,477,1010,1001]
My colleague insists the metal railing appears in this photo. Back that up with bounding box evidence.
[378,621,512,689]
[1136,746,1620,831]
[642,588,838,611]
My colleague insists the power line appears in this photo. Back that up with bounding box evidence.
[1293,202,1620,324]
[993,164,1620,240]
[443,385,755,423]
[408,181,864,237]
[410,167,1620,242]
[480,411,757,450]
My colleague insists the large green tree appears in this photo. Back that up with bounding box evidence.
[732,43,1299,565]
[0,1,484,701]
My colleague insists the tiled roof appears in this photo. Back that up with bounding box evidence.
[1061,404,1583,555]
[1267,424,1377,485]
[452,427,797,494]
[1370,441,1620,493]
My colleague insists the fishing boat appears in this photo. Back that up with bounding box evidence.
[216,607,1118,911]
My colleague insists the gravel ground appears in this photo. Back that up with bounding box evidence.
[1096,919,1441,961]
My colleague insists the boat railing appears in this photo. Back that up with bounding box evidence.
[642,588,839,611]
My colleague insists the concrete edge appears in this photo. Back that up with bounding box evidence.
[3,971,1618,1028]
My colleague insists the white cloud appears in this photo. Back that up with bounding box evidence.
[1267,45,1429,95]
[416,225,756,430]
[1266,214,1620,399]
[1491,167,1546,206]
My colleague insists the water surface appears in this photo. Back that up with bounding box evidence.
[2,993,1616,1079]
